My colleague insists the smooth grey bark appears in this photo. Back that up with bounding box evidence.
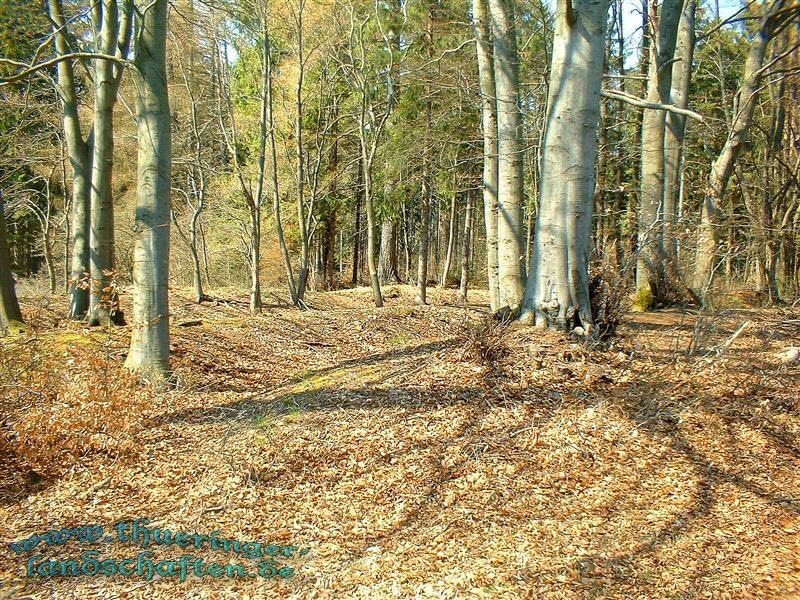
[439,193,457,286]
[415,171,431,304]
[249,19,270,314]
[0,193,24,331]
[635,0,684,300]
[663,0,695,260]
[263,23,298,306]
[519,0,610,332]
[415,10,434,306]
[124,0,171,382]
[47,0,92,319]
[457,191,474,304]
[293,4,312,304]
[472,0,500,311]
[692,0,793,297]
[352,162,362,285]
[487,0,525,311]
[88,0,132,325]
[692,0,793,294]
[360,136,383,308]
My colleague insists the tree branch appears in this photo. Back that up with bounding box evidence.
[0,53,131,85]
[601,89,704,121]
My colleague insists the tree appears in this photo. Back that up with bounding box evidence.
[472,0,500,311]
[0,192,23,332]
[124,0,171,382]
[692,0,799,295]
[519,0,610,332]
[635,0,684,304]
[336,0,401,308]
[487,0,524,311]
[46,0,94,319]
[88,0,133,326]
[662,0,695,263]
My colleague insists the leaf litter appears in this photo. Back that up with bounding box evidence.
[1,286,799,599]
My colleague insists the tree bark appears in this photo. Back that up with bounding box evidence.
[362,158,383,307]
[88,0,130,326]
[636,0,684,302]
[352,163,362,285]
[378,218,400,283]
[294,6,311,304]
[457,191,474,304]
[264,15,297,305]
[472,0,500,311]
[487,0,525,311]
[439,193,457,286]
[124,0,171,383]
[0,193,24,331]
[415,11,434,306]
[519,0,610,332]
[663,0,695,261]
[47,0,92,320]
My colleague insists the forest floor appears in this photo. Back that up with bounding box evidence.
[1,284,800,599]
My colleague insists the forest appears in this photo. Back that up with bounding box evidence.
[1,0,800,597]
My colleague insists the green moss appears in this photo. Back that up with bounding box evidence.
[630,287,655,312]
[388,334,409,346]
[1,319,26,335]
[290,363,386,394]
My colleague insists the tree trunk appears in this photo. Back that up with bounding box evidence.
[439,193,457,286]
[352,162,362,285]
[324,210,337,290]
[363,163,383,308]
[124,0,171,383]
[249,204,262,312]
[0,194,24,331]
[519,0,609,332]
[294,10,310,305]
[457,191,474,304]
[663,0,695,261]
[636,0,683,303]
[472,0,500,311]
[415,17,434,306]
[487,0,525,311]
[48,0,92,319]
[415,170,431,305]
[88,0,124,326]
[692,0,791,295]
[378,218,399,283]
[264,18,297,305]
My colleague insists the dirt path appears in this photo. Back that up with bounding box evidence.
[2,286,799,599]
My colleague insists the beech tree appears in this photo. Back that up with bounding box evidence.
[472,0,500,312]
[46,0,94,320]
[487,0,524,312]
[635,0,684,304]
[124,0,171,381]
[519,0,609,331]
[88,0,133,326]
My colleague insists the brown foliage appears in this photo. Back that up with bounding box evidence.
[589,260,631,340]
[458,315,510,368]
[1,341,153,475]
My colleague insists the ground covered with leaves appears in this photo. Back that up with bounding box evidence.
[1,286,799,599]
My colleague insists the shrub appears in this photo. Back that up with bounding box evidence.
[0,339,153,476]
[459,315,509,367]
[589,260,631,340]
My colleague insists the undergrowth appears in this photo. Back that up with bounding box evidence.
[0,335,153,476]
